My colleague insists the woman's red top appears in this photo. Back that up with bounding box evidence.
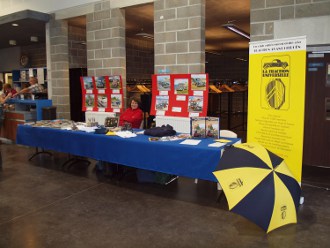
[5,88,17,97]
[119,107,143,128]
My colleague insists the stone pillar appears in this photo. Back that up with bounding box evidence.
[154,0,205,74]
[86,1,127,103]
[250,0,330,42]
[47,17,70,119]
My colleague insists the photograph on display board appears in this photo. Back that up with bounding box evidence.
[97,94,108,108]
[206,117,220,138]
[111,94,122,109]
[85,94,95,107]
[157,75,171,91]
[174,78,189,95]
[95,76,106,90]
[83,76,94,90]
[109,75,121,89]
[155,95,169,111]
[188,96,203,112]
[191,74,207,91]
[190,117,206,138]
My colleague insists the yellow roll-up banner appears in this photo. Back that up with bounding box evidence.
[247,37,306,182]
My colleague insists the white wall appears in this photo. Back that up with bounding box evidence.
[274,16,330,46]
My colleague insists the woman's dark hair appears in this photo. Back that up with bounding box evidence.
[128,96,140,107]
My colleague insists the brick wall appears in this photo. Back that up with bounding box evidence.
[86,2,126,76]
[86,1,127,102]
[126,37,154,80]
[21,44,47,68]
[250,0,330,41]
[154,0,205,74]
[68,26,87,68]
[48,18,70,119]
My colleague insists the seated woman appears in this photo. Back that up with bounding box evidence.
[96,97,143,178]
[119,96,143,129]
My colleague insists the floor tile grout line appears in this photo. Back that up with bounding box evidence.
[0,182,104,226]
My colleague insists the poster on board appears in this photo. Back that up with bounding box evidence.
[247,36,306,182]
[80,75,124,113]
[150,74,209,117]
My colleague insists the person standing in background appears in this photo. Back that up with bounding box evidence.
[13,77,44,96]
[3,83,17,97]
[0,84,17,104]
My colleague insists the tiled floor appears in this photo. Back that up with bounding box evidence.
[1,142,330,248]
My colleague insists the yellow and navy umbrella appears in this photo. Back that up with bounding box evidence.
[213,142,301,233]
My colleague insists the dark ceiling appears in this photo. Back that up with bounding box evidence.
[0,10,49,49]
[0,0,250,53]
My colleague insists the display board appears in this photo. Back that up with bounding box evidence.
[150,74,209,117]
[247,36,306,183]
[80,76,124,113]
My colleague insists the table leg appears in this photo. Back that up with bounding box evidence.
[28,147,52,161]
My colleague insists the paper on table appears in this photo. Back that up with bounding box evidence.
[180,139,201,145]
[208,142,226,147]
[76,125,98,133]
[115,131,137,138]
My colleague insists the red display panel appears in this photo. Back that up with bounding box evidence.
[81,75,124,113]
[150,74,209,117]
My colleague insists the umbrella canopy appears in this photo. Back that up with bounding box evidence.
[213,142,301,233]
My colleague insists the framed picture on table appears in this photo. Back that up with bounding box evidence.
[104,117,119,128]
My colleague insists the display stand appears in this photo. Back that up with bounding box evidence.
[150,73,209,117]
[151,74,209,132]
[7,99,52,121]
[81,75,124,125]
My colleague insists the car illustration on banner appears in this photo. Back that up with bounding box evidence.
[263,59,289,69]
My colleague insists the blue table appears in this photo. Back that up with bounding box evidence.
[16,125,240,181]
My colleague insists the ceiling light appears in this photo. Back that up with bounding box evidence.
[222,23,250,40]
[30,36,38,42]
[235,57,247,62]
[136,32,154,39]
[206,51,222,56]
[12,23,19,27]
[9,40,16,45]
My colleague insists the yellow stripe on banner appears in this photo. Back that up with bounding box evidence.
[275,160,295,178]
[213,167,271,210]
[267,173,297,233]
[234,143,273,169]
